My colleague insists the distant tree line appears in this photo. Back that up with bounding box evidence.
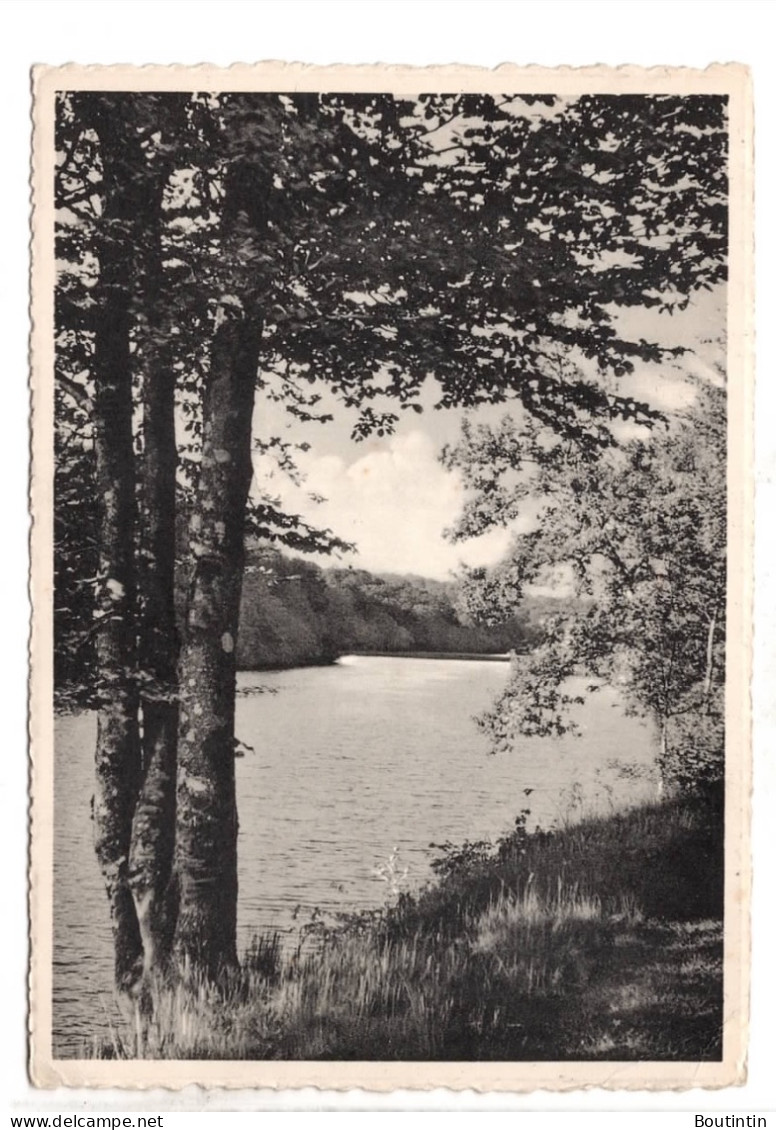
[55,541,545,698]
[236,546,544,669]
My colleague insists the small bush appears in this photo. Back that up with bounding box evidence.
[662,712,724,798]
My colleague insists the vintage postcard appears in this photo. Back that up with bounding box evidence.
[29,62,753,1090]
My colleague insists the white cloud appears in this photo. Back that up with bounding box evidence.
[253,430,512,580]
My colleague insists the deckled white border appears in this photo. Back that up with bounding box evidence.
[29,60,754,1091]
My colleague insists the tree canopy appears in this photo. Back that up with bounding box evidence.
[56,91,728,451]
[444,376,726,792]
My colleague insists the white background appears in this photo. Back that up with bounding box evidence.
[2,0,773,1118]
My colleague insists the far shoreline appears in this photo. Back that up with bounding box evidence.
[237,650,518,673]
[339,650,514,662]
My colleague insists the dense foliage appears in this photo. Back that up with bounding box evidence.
[444,379,726,793]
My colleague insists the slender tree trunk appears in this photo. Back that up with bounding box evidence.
[656,718,667,799]
[128,200,180,979]
[172,300,262,976]
[128,361,180,975]
[90,267,144,991]
[703,607,718,714]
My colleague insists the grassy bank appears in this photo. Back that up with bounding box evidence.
[100,795,723,1061]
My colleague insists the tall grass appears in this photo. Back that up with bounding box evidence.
[93,794,723,1061]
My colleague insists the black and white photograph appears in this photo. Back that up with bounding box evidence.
[29,62,752,1090]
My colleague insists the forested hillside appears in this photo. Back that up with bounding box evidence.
[55,539,545,697]
[236,545,543,670]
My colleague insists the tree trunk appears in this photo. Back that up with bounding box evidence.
[656,716,668,799]
[90,270,144,991]
[80,98,151,990]
[172,301,262,976]
[128,363,180,975]
[128,200,180,979]
[84,96,184,990]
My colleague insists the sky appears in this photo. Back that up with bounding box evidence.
[250,285,726,580]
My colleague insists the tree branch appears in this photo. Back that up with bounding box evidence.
[57,373,94,413]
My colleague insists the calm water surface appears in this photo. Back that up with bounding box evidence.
[53,656,656,1056]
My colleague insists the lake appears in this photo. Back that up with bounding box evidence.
[52,655,657,1056]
